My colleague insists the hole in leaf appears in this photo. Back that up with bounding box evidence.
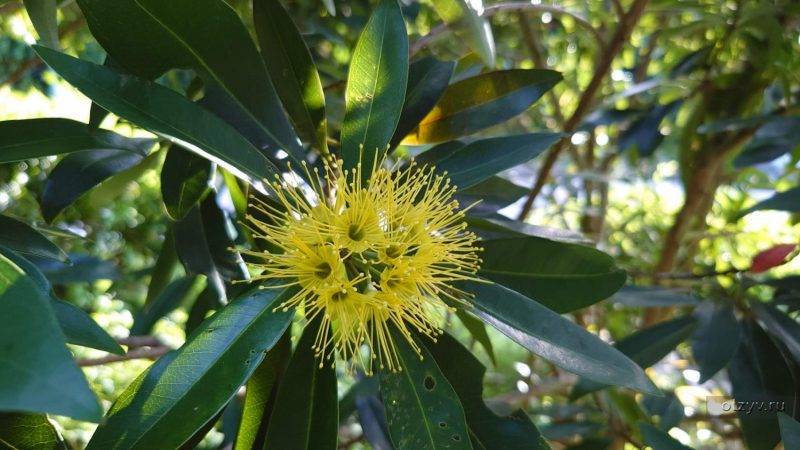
[207,328,214,333]
[439,422,447,428]
[453,435,461,442]
[424,376,435,390]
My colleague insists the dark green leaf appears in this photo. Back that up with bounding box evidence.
[264,316,338,450]
[23,0,59,50]
[461,281,658,396]
[734,117,800,167]
[751,301,800,365]
[779,412,800,449]
[620,101,682,157]
[390,56,455,150]
[564,438,613,450]
[413,141,466,165]
[339,376,380,426]
[577,108,644,132]
[691,301,741,382]
[420,331,551,450]
[378,326,471,450]
[34,46,283,187]
[670,46,713,77]
[455,309,496,366]
[234,331,291,450]
[161,146,214,221]
[464,216,591,243]
[739,186,800,217]
[340,0,408,176]
[0,246,125,356]
[435,133,564,191]
[729,320,794,450]
[540,421,603,440]
[697,115,773,134]
[431,0,495,67]
[639,422,693,450]
[86,286,298,450]
[144,225,179,310]
[612,286,699,307]
[254,0,328,155]
[87,57,120,132]
[571,316,697,399]
[74,0,303,159]
[356,395,392,450]
[0,215,69,264]
[88,149,163,207]
[0,254,102,422]
[453,177,528,217]
[34,254,122,285]
[402,70,562,145]
[640,391,684,431]
[0,118,154,164]
[131,276,198,336]
[0,412,67,450]
[478,237,627,313]
[42,149,146,223]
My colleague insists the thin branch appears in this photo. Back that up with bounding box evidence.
[76,345,172,367]
[409,3,606,57]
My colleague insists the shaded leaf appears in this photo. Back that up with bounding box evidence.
[356,395,393,450]
[161,146,214,221]
[339,375,380,426]
[402,70,562,145]
[254,0,328,155]
[612,286,700,307]
[340,0,408,177]
[0,412,67,450]
[453,177,528,217]
[0,254,102,422]
[455,309,496,366]
[131,276,198,336]
[23,0,59,50]
[540,421,603,440]
[577,108,644,132]
[751,301,800,365]
[639,422,693,450]
[739,186,800,217]
[691,301,741,382]
[779,412,800,449]
[87,56,121,132]
[620,101,682,157]
[42,149,146,223]
[263,316,338,450]
[464,216,590,244]
[640,391,685,431]
[390,56,455,150]
[734,117,800,167]
[431,0,495,67]
[378,326,471,450]
[0,215,69,264]
[34,46,282,187]
[88,149,163,207]
[33,254,122,285]
[86,286,298,449]
[0,118,154,164]
[570,316,697,400]
[478,237,627,313]
[421,331,550,450]
[144,225,180,310]
[461,281,658,395]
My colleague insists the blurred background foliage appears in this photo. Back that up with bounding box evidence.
[1,0,800,448]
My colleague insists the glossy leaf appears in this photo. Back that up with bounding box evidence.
[0,215,69,263]
[87,57,119,132]
[734,117,800,167]
[571,316,697,399]
[435,133,564,191]
[340,0,408,176]
[0,412,67,450]
[131,276,198,336]
[378,326,471,450]
[728,319,794,450]
[74,0,303,159]
[263,317,338,450]
[740,186,800,217]
[42,149,146,223]
[161,146,214,221]
[402,70,562,145]
[421,331,550,450]
[460,281,658,395]
[751,301,800,364]
[750,244,797,273]
[234,332,291,450]
[34,253,122,285]
[779,412,800,449]
[478,237,627,313]
[464,216,590,243]
[431,0,495,67]
[639,422,693,450]
[34,46,282,187]
[86,286,298,450]
[0,254,102,422]
[0,118,154,164]
[254,0,327,155]
[455,309,497,366]
[453,177,528,217]
[690,301,741,382]
[390,56,455,150]
[23,0,59,50]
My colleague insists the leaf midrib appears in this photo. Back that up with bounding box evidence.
[392,343,438,448]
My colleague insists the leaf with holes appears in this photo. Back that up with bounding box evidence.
[402,70,562,145]
[263,317,338,450]
[340,0,408,177]
[421,331,550,450]
[86,286,298,450]
[378,326,471,450]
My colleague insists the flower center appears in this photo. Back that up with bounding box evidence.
[331,291,349,302]
[385,244,404,259]
[313,262,332,279]
[348,224,366,241]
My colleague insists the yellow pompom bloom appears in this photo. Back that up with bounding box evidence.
[239,152,485,374]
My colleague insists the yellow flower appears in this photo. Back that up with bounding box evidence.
[238,150,485,374]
